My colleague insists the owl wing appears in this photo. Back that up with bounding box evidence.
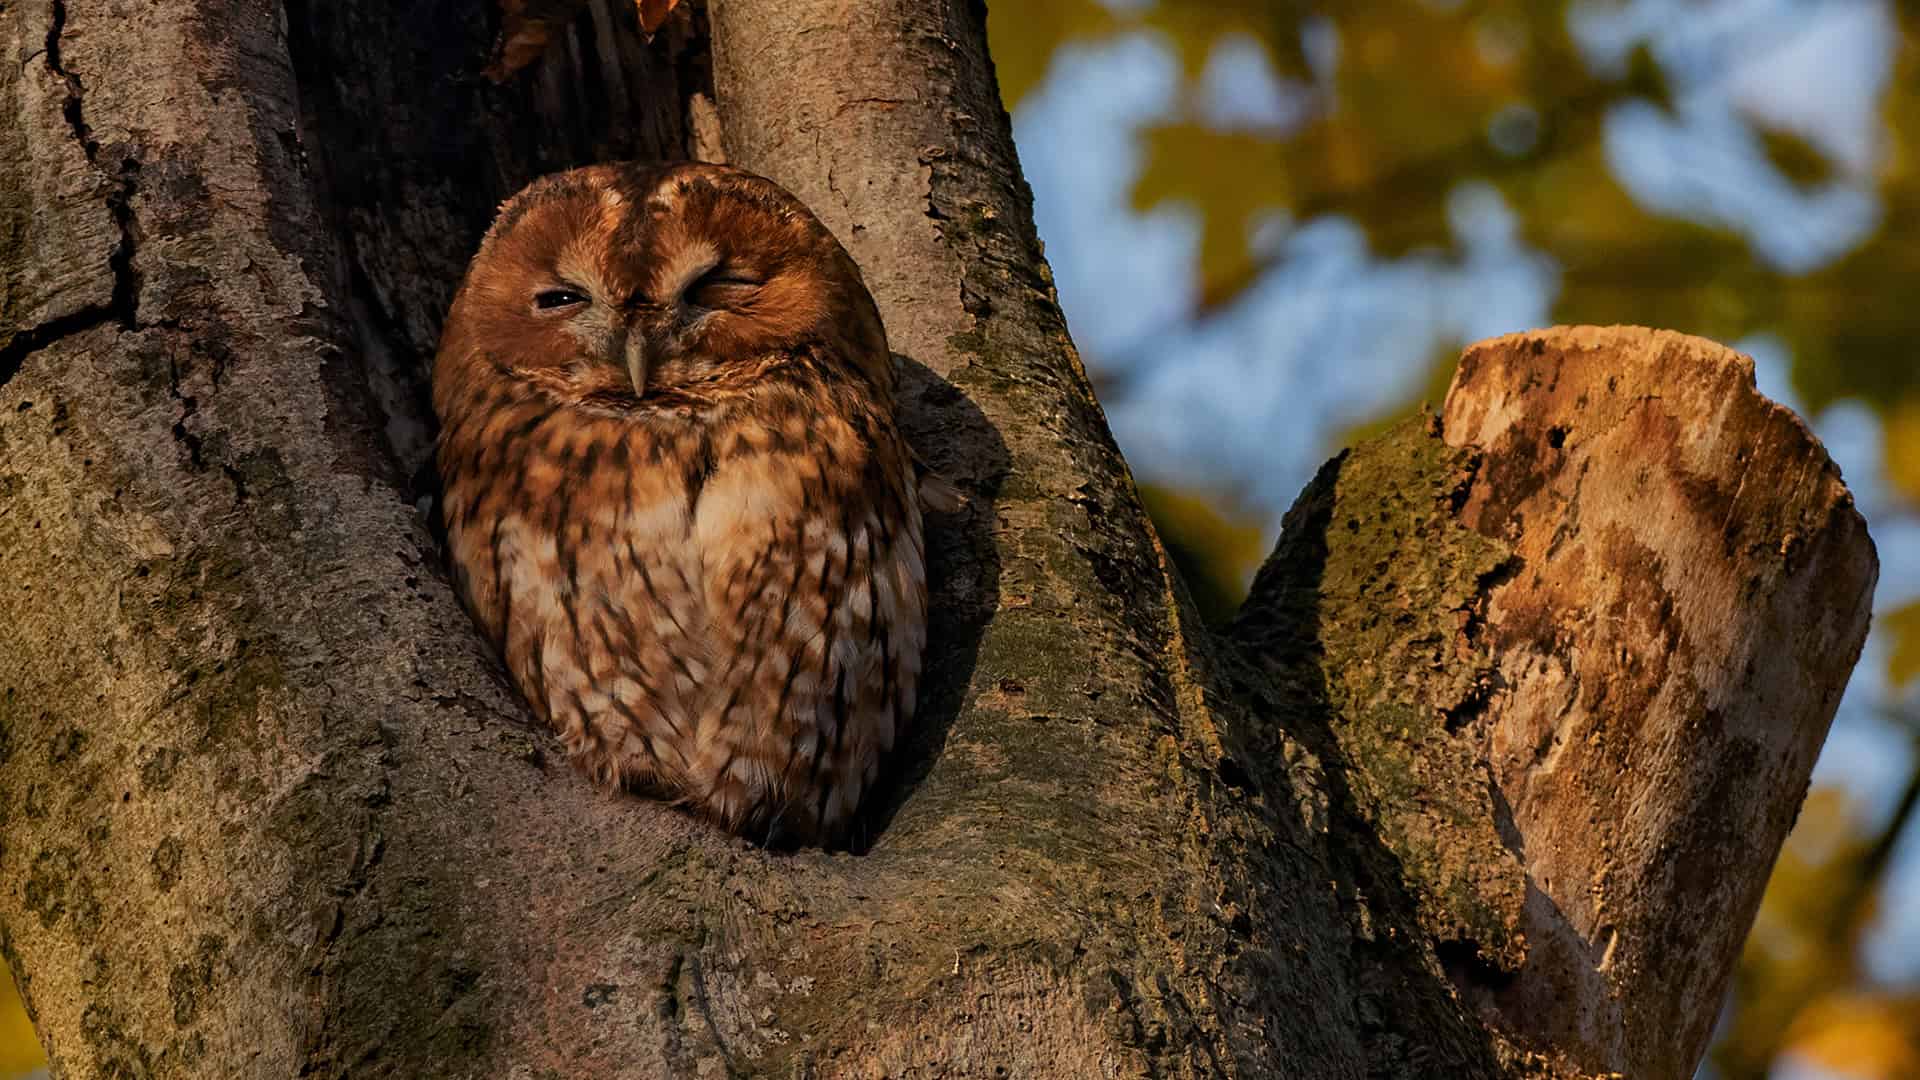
[682,396,926,844]
[440,400,711,794]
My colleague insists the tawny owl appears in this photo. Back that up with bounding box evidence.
[432,162,954,847]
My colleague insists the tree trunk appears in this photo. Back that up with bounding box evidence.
[0,2,1875,1079]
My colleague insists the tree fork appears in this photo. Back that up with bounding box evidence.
[0,2,1874,1079]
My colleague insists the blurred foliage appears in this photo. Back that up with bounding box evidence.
[1890,397,1920,531]
[1138,484,1270,624]
[1785,993,1920,1080]
[987,0,1920,1076]
[986,0,1920,425]
[1891,602,1920,691]
[1717,761,1920,1079]
[986,0,1920,673]
[1337,338,1464,448]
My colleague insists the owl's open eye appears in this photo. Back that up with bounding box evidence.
[686,268,764,310]
[532,287,589,315]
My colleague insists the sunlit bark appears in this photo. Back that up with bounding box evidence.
[0,2,1873,1077]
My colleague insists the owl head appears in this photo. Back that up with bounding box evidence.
[435,162,892,413]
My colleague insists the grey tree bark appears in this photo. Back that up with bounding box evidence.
[0,2,1876,1078]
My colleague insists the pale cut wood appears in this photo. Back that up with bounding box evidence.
[1441,326,1877,1079]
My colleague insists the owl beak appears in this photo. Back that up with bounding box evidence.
[623,327,649,396]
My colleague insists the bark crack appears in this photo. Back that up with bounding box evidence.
[1441,555,1521,732]
[166,395,253,505]
[51,0,142,326]
[0,0,149,391]
[682,950,742,1076]
[0,302,112,390]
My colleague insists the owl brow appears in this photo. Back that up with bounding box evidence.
[491,173,597,239]
[651,239,722,301]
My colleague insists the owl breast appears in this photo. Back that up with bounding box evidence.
[437,367,928,846]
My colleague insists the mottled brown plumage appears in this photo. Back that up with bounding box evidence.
[433,162,950,847]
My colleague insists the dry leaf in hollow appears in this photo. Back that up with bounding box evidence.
[485,0,580,83]
[638,0,680,35]
[485,23,556,82]
[486,0,677,81]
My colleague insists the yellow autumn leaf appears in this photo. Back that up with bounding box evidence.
[1887,601,1920,689]
[1756,124,1838,188]
[1884,396,1920,509]
[485,0,566,83]
[985,0,1119,111]
[0,964,44,1076]
[1137,484,1268,624]
[1783,992,1920,1080]
[1138,1,1314,82]
[1132,125,1293,307]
